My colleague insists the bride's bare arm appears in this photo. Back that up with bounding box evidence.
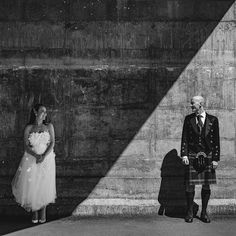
[24,125,40,160]
[39,123,55,163]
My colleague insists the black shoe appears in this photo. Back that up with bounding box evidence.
[200,212,211,223]
[185,213,193,223]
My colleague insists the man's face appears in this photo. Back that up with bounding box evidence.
[190,99,201,114]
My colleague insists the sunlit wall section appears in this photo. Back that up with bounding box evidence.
[157,3,236,205]
[73,2,236,216]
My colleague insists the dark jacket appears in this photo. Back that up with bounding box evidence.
[181,113,220,161]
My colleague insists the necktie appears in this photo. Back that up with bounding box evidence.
[197,115,203,133]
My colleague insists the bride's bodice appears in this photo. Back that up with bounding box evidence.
[28,131,50,155]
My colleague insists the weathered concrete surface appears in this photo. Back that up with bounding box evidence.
[2,216,236,236]
[0,0,236,217]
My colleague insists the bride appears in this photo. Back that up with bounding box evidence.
[12,104,56,223]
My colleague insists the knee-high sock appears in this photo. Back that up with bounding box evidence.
[201,189,211,213]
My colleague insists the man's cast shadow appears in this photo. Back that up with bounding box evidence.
[158,149,199,218]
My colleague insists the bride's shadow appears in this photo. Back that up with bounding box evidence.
[158,149,199,218]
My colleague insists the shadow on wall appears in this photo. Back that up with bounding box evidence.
[158,149,198,218]
[0,0,234,222]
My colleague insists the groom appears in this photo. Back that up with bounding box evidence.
[181,95,220,223]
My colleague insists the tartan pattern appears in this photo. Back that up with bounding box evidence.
[185,153,216,186]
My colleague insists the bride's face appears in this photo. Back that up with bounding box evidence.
[36,106,47,121]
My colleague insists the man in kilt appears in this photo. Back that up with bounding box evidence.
[181,96,220,223]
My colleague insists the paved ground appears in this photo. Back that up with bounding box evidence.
[1,215,236,236]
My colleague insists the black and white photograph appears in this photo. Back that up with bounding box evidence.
[0,1,235,235]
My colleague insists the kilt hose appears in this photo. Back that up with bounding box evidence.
[185,152,216,186]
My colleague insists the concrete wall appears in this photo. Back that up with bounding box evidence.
[0,0,235,217]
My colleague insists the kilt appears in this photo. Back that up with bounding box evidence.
[185,152,216,186]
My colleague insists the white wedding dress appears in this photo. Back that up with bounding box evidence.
[12,131,56,211]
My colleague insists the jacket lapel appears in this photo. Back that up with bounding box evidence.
[205,114,211,137]
[190,115,199,134]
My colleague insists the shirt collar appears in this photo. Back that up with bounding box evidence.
[195,111,206,118]
[200,111,206,119]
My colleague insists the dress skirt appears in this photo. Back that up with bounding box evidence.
[12,150,56,212]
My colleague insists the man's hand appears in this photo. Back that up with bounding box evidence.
[181,156,189,165]
[212,161,218,170]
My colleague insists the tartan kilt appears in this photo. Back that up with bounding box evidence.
[185,152,217,186]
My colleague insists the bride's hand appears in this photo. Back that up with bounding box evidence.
[36,154,44,164]
[35,154,40,164]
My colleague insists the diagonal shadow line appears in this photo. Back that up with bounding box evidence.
[63,4,234,218]
[0,0,235,234]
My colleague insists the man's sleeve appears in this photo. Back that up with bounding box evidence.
[212,117,220,161]
[181,117,188,157]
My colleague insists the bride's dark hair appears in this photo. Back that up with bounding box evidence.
[28,103,50,125]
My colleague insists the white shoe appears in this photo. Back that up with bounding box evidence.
[39,218,46,224]
[32,219,38,224]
